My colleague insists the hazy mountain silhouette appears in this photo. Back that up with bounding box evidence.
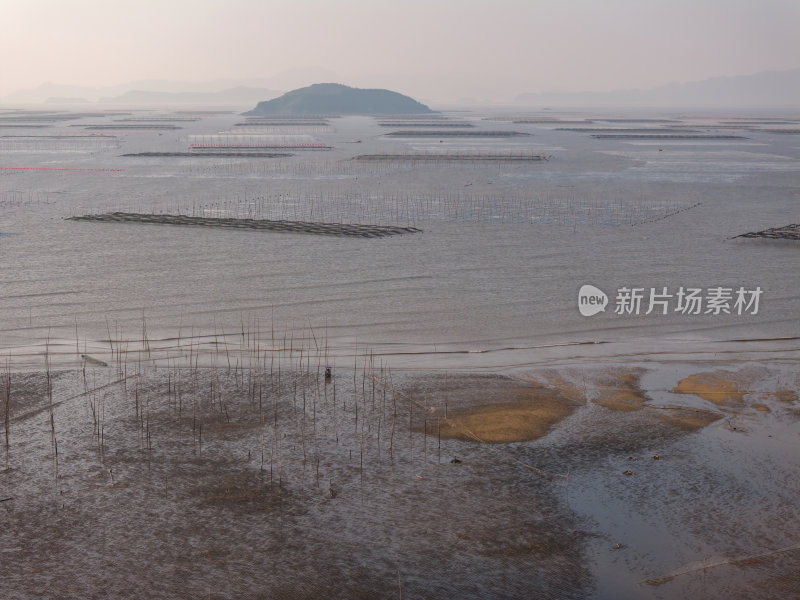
[245,83,435,115]
[516,68,800,107]
[4,80,282,105]
[98,86,281,106]
[7,68,797,108]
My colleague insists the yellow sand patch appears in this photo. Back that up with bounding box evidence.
[753,404,770,412]
[646,576,675,586]
[432,397,573,443]
[414,380,575,444]
[656,407,722,431]
[407,376,575,444]
[673,372,745,405]
[775,389,798,403]
[593,371,648,411]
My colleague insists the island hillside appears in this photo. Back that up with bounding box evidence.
[244,83,435,115]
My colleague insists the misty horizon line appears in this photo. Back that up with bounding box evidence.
[3,66,799,109]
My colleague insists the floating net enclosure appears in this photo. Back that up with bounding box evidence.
[0,135,119,153]
[225,125,332,134]
[385,130,529,137]
[188,134,330,151]
[68,212,421,238]
[734,224,800,241]
[179,153,550,178]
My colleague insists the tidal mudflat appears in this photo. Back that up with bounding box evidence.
[1,106,798,598]
[1,352,796,599]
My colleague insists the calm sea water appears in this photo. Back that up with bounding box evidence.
[1,109,798,370]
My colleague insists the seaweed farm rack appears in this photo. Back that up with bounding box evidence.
[187,134,330,151]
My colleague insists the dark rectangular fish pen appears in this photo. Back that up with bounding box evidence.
[377,122,475,128]
[68,212,421,238]
[385,130,530,137]
[353,152,547,162]
[591,133,746,140]
[734,224,800,241]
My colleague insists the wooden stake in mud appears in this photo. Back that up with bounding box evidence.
[45,335,59,480]
[106,316,114,358]
[423,393,428,469]
[4,360,10,465]
[390,381,396,459]
[437,417,441,464]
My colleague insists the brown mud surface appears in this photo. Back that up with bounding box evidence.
[0,368,591,599]
[1,363,797,599]
[775,389,798,403]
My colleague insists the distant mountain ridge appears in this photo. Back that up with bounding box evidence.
[516,68,800,107]
[245,83,435,115]
[5,67,798,108]
[1,68,337,105]
[97,86,281,106]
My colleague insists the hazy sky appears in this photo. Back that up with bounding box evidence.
[2,0,798,101]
